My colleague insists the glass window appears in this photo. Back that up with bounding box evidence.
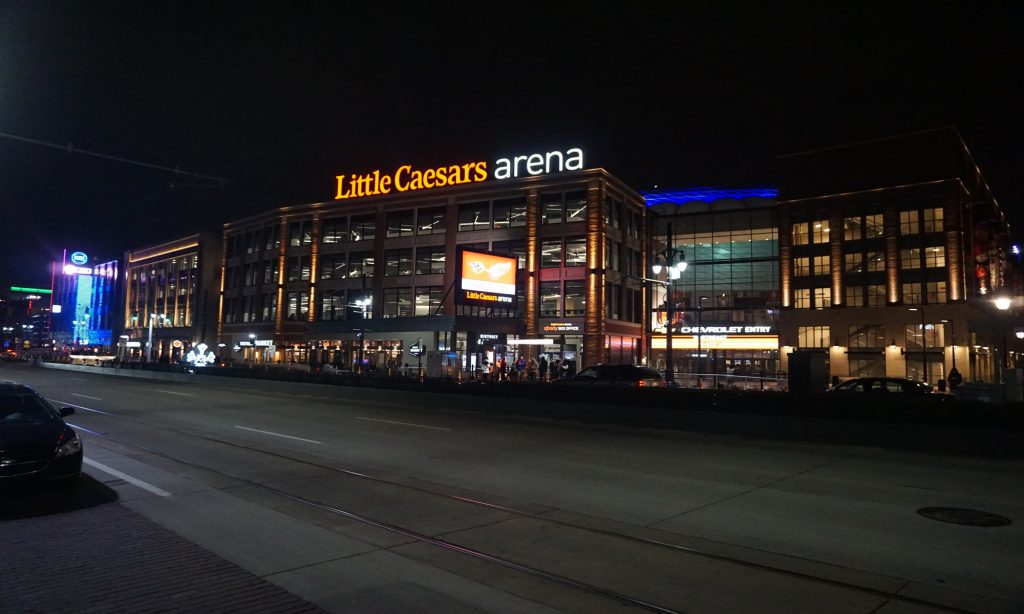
[540,281,562,316]
[286,292,309,321]
[386,210,415,238]
[867,284,886,306]
[794,288,810,308]
[350,215,375,241]
[923,207,944,233]
[492,240,527,269]
[541,239,562,268]
[564,280,585,316]
[287,256,309,281]
[541,193,563,224]
[320,254,347,280]
[846,286,864,306]
[794,257,810,276]
[320,289,346,321]
[926,281,947,304]
[814,287,831,308]
[798,326,830,348]
[264,226,281,251]
[905,322,945,348]
[417,207,446,235]
[382,287,413,318]
[322,218,347,244]
[288,221,311,247]
[564,237,586,267]
[866,251,885,272]
[458,202,490,231]
[349,252,374,278]
[849,357,885,378]
[261,293,277,322]
[849,325,885,348]
[900,210,919,235]
[414,286,444,316]
[844,253,864,273]
[900,248,920,270]
[384,249,413,276]
[924,246,945,268]
[812,220,830,243]
[792,223,809,246]
[844,217,862,241]
[865,214,884,238]
[415,246,446,275]
[813,255,830,276]
[903,282,922,305]
[565,191,587,223]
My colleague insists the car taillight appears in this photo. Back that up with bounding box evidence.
[637,380,647,387]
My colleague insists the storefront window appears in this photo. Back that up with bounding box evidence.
[905,323,945,348]
[798,326,830,348]
[849,325,885,347]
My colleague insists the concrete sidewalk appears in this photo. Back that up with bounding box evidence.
[0,479,321,614]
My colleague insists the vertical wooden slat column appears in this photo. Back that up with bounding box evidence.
[583,179,604,367]
[308,213,320,323]
[217,233,227,341]
[830,211,843,306]
[884,200,900,304]
[274,218,288,348]
[524,189,540,358]
[779,207,792,309]
[946,186,964,302]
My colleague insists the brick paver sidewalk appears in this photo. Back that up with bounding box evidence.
[0,501,322,613]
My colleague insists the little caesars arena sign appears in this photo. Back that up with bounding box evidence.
[334,147,584,200]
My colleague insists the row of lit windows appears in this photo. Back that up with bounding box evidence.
[793,281,947,308]
[793,246,946,277]
[796,323,946,349]
[793,208,945,245]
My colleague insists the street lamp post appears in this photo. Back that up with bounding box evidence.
[650,222,687,386]
[248,333,256,368]
[696,296,708,387]
[353,298,371,373]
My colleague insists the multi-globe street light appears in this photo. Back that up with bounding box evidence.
[650,222,687,386]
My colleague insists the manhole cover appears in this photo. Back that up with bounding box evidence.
[917,507,1012,527]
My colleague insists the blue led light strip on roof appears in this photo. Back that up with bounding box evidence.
[643,187,778,206]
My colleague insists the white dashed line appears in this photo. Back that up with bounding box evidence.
[234,426,323,444]
[48,399,116,417]
[355,417,451,431]
[84,458,171,497]
[72,393,103,400]
[155,389,194,397]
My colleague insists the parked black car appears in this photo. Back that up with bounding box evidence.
[557,364,667,388]
[0,383,82,486]
[831,377,933,394]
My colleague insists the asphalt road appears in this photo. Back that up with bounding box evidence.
[3,363,1022,613]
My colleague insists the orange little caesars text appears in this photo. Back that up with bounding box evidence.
[335,161,488,200]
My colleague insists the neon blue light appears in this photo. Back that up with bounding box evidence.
[643,187,778,206]
[73,273,93,346]
[70,251,89,265]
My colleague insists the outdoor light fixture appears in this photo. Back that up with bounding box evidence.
[994,296,1011,310]
[1016,331,1024,340]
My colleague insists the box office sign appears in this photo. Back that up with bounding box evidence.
[334,147,583,200]
[541,320,582,333]
[456,247,518,308]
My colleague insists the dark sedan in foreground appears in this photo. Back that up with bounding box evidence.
[832,377,933,394]
[0,383,82,486]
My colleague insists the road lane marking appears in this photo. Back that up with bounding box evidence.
[234,426,323,444]
[70,378,88,382]
[83,458,171,497]
[47,399,116,417]
[66,422,108,436]
[355,417,451,431]
[72,393,103,401]
[155,389,194,397]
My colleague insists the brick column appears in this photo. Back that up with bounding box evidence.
[274,218,288,345]
[308,214,320,323]
[525,189,539,342]
[583,180,605,367]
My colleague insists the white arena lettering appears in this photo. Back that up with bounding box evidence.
[494,147,583,180]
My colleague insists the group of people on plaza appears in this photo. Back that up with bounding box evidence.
[482,354,572,382]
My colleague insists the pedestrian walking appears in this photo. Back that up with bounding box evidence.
[515,356,526,382]
[550,358,561,380]
[527,357,538,381]
[539,355,548,381]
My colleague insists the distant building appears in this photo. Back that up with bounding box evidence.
[50,250,119,351]
[776,128,1017,384]
[122,233,222,362]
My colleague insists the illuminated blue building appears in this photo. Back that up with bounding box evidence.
[50,250,120,349]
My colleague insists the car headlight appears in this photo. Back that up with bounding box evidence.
[56,433,82,458]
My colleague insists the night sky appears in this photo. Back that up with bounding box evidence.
[1,2,1021,289]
